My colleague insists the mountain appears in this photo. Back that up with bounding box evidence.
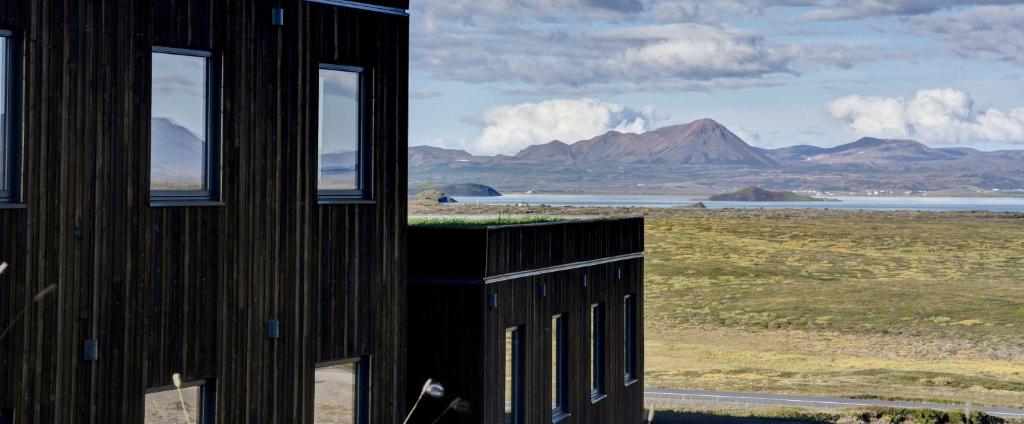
[151,117,205,187]
[767,137,959,166]
[409,145,479,167]
[516,118,777,167]
[321,150,358,170]
[515,140,575,162]
[409,119,1024,195]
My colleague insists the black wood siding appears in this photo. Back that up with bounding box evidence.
[0,1,407,422]
[406,219,645,424]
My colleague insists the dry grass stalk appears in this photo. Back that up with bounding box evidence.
[172,373,192,424]
[0,262,58,343]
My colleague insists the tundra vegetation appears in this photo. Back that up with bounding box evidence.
[642,209,1024,409]
[410,201,1024,413]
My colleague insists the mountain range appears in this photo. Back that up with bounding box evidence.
[151,117,206,188]
[409,118,1024,195]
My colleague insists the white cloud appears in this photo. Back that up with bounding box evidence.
[729,126,762,145]
[410,0,893,95]
[799,1,1000,20]
[410,89,443,99]
[911,4,1024,65]
[826,88,1024,145]
[449,99,657,155]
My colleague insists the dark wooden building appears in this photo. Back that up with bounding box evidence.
[0,0,408,422]
[407,218,645,424]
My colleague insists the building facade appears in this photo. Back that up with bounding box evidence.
[407,219,646,424]
[0,1,408,422]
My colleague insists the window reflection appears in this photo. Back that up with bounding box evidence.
[151,51,209,193]
[317,68,361,193]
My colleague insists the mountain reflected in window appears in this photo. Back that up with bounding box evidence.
[318,67,361,194]
[151,51,209,192]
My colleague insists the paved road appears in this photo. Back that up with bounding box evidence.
[645,388,1024,419]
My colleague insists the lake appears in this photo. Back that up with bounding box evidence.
[452,194,1024,213]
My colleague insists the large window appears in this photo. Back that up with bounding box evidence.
[317,65,366,200]
[504,326,524,424]
[551,314,569,421]
[144,379,214,424]
[590,303,606,401]
[151,48,218,203]
[624,294,638,383]
[314,359,368,424]
[0,32,18,203]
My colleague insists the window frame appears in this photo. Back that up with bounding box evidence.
[0,30,23,206]
[624,294,639,385]
[313,356,370,424]
[144,378,216,424]
[504,325,526,424]
[590,302,607,402]
[551,314,570,422]
[149,46,222,206]
[316,63,372,203]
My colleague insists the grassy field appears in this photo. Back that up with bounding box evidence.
[409,202,1024,409]
[643,209,1024,408]
[646,403,1022,424]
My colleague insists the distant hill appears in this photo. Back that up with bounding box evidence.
[709,187,829,202]
[440,183,501,197]
[411,190,457,205]
[409,145,477,167]
[151,117,205,187]
[408,119,1024,195]
[516,118,778,167]
[764,137,959,166]
[516,140,575,162]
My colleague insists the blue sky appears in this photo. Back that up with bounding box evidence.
[409,1,1024,155]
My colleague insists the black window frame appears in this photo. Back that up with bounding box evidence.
[313,356,370,424]
[149,46,222,206]
[624,294,638,384]
[504,325,525,424]
[0,30,22,206]
[316,63,372,203]
[144,378,216,424]
[551,314,570,422]
[590,302,606,402]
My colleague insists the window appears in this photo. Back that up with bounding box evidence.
[314,359,369,424]
[624,294,638,383]
[504,326,524,424]
[317,65,367,200]
[151,48,218,203]
[590,303,606,400]
[144,379,214,424]
[551,315,569,421]
[0,32,19,203]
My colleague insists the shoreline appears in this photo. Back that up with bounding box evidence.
[409,202,1024,220]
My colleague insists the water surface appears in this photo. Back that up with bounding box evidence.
[452,194,1024,213]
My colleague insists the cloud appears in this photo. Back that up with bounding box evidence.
[910,4,1024,65]
[443,99,657,155]
[409,0,904,95]
[410,90,443,99]
[826,88,1024,145]
[411,16,878,95]
[798,1,1016,20]
[411,0,644,25]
